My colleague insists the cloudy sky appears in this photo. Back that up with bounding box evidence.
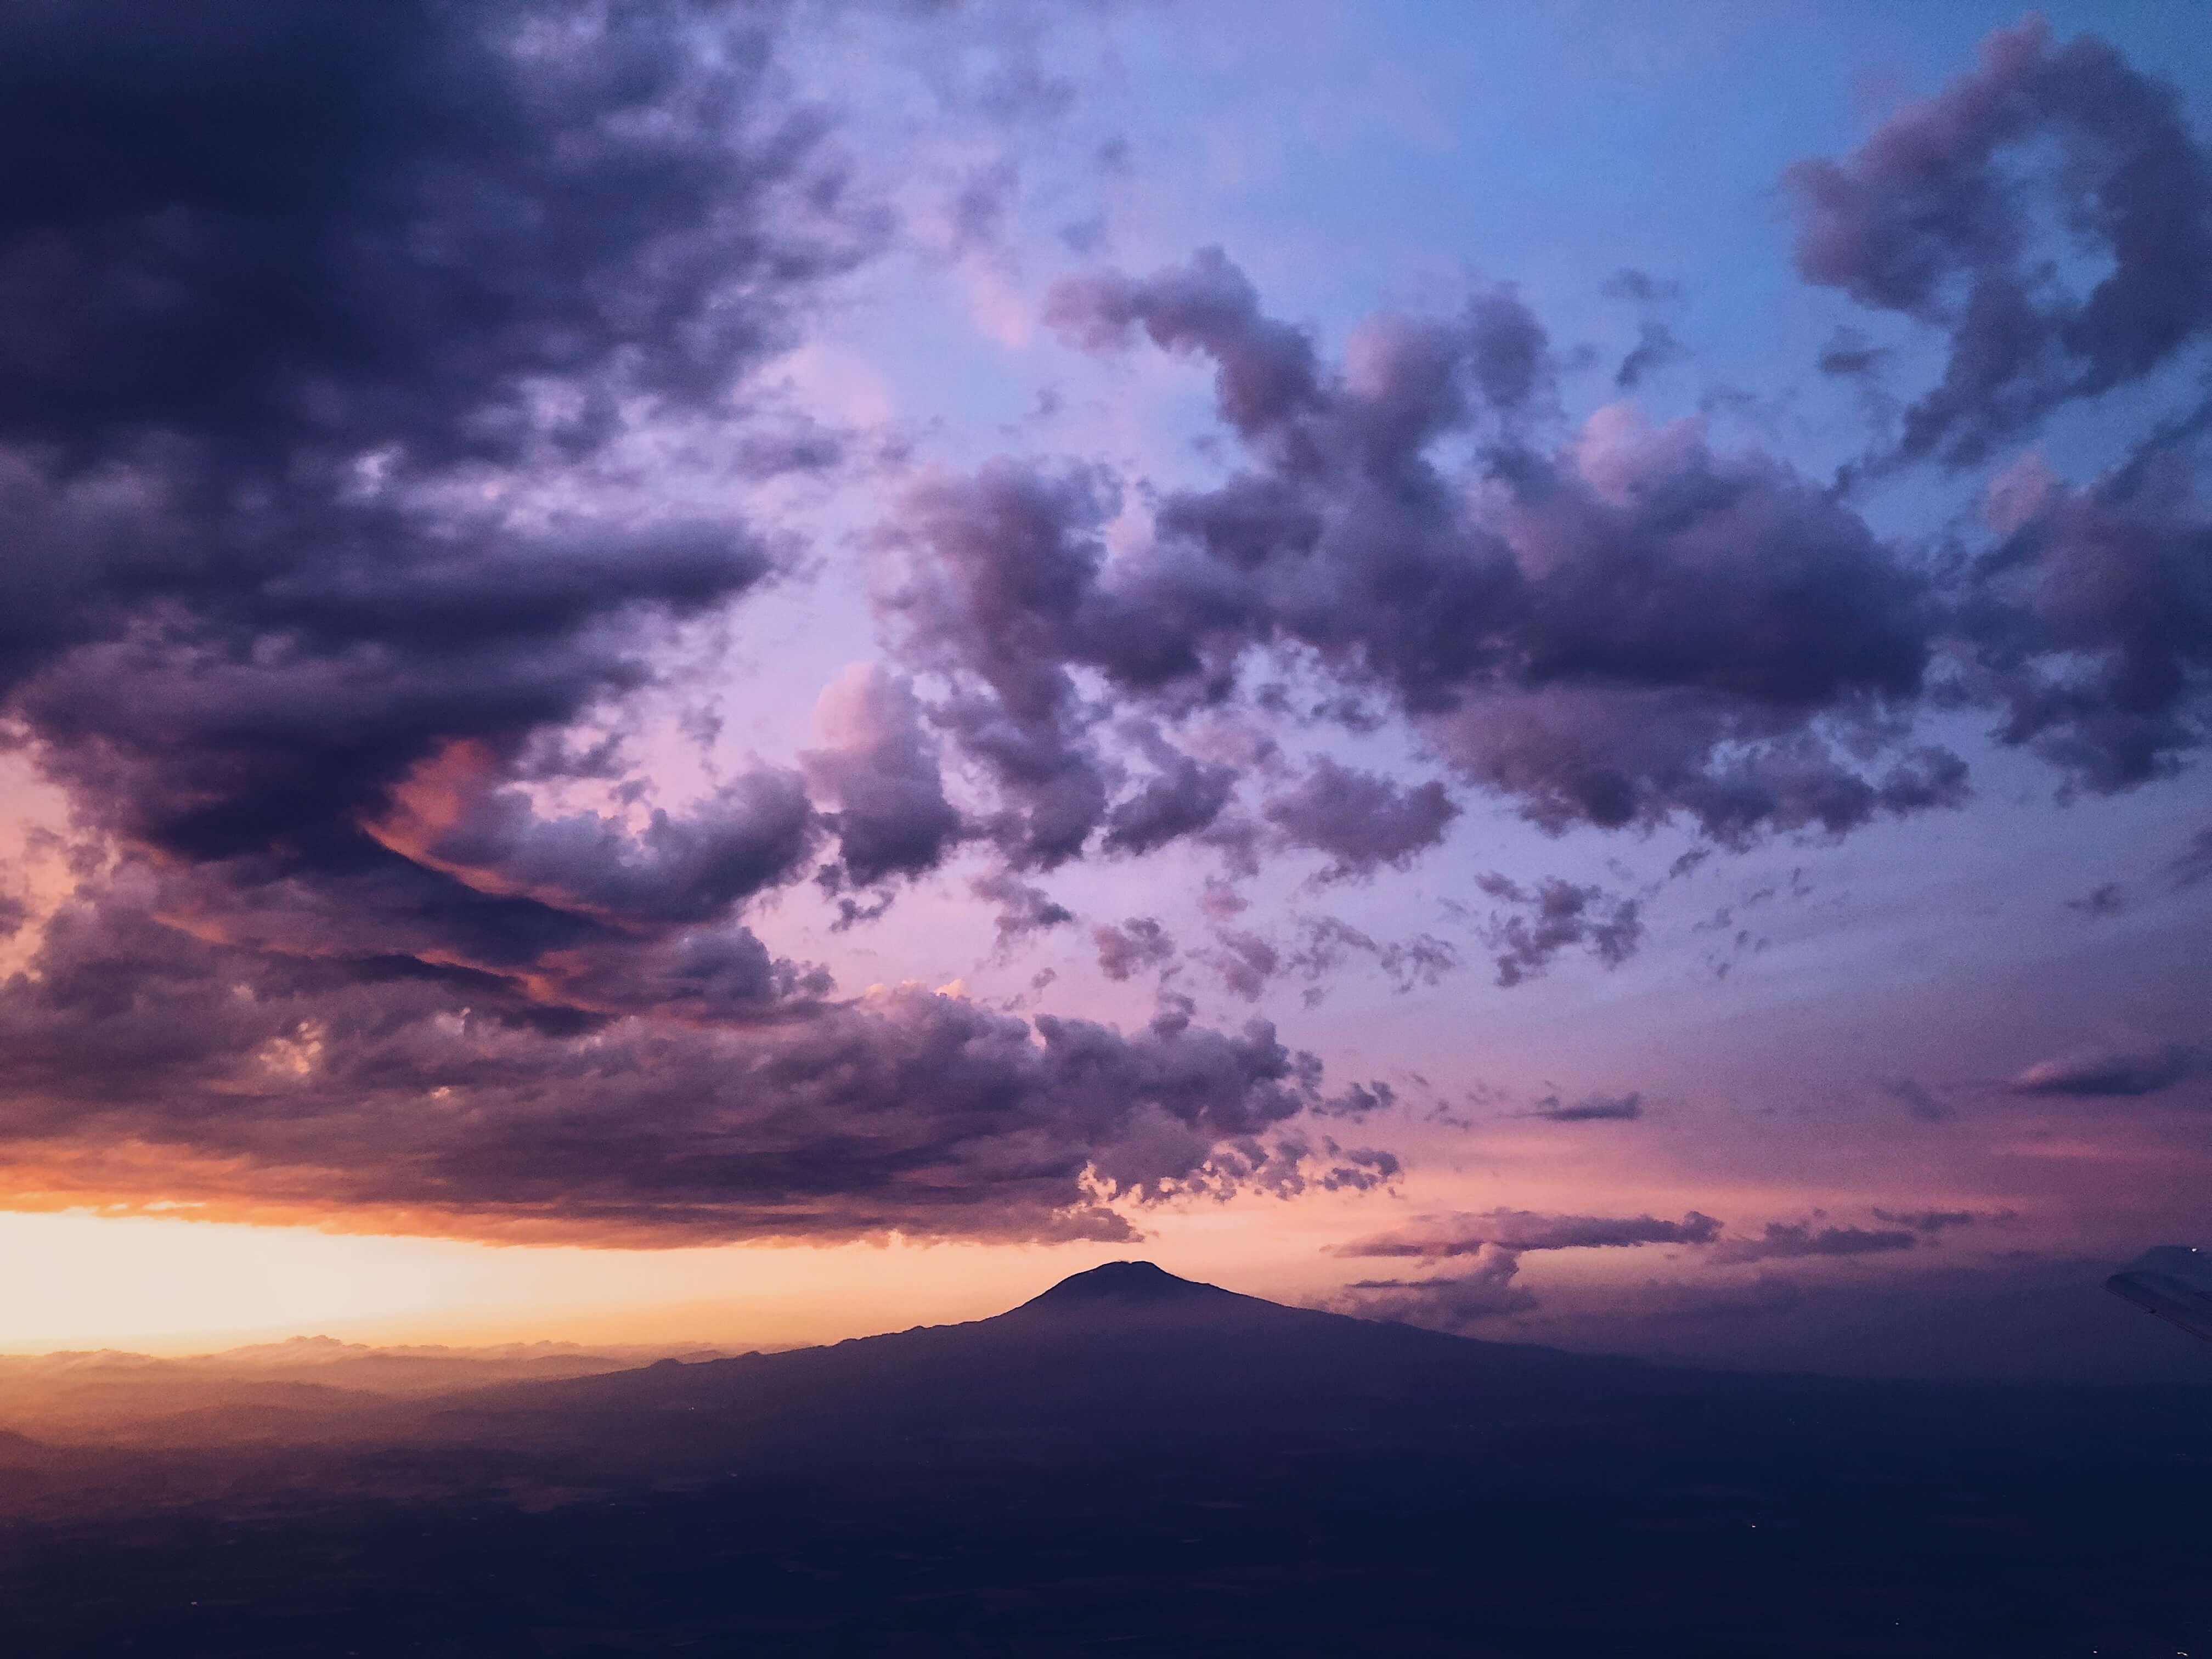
[1,0,2206,1380]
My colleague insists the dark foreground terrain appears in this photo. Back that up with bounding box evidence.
[4,1263,2207,1657]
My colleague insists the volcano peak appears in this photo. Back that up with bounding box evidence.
[1013,1260,1233,1314]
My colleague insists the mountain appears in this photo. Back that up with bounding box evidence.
[1011,1256,1242,1311]
[435,1259,1650,1444]
[421,1260,2189,1484]
[8,1262,2210,1658]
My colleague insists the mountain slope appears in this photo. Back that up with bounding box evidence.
[11,1264,2210,1658]
[445,1259,1646,1428]
[421,1260,2143,1484]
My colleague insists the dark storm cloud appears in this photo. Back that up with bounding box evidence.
[0,1,1384,1245]
[0,877,1364,1244]
[1261,759,1459,880]
[1469,874,1643,988]
[16,503,786,869]
[1788,17,2212,468]
[0,1,868,473]
[1711,1222,1918,1265]
[1531,1090,1644,1124]
[1332,1207,1722,1259]
[0,0,870,922]
[371,744,817,928]
[0,3,894,1154]
[886,246,1958,861]
[2006,1042,2202,1098]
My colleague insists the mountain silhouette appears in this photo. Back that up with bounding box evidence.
[1009,1257,1246,1314]
[15,1263,2212,1658]
[413,1259,2212,1506]
[424,1260,1969,1485]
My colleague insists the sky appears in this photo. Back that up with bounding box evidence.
[0,0,2207,1380]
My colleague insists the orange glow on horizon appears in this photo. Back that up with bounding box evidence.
[0,1138,2032,1358]
[0,1190,1414,1357]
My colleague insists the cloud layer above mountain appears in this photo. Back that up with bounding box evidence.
[0,3,2205,1261]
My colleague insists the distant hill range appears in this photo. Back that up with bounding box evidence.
[0,1331,732,1446]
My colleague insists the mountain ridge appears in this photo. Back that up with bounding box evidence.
[410,1257,1677,1463]
[1007,1257,1253,1314]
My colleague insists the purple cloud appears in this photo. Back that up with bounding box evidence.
[1531,1091,1644,1124]
[0,879,1362,1244]
[2172,827,2212,888]
[0,2,1424,1246]
[1871,1208,1991,1235]
[1471,874,1644,987]
[1330,1206,1723,1332]
[803,666,965,890]
[1262,758,1460,880]
[1093,916,1177,982]
[1790,16,2212,467]
[2006,1042,2202,1098]
[1710,1222,1918,1265]
[1958,455,2212,793]
[1335,1244,1536,1328]
[970,871,1077,950]
[1881,1077,1951,1122]
[909,249,1955,848]
[1333,1208,1723,1259]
